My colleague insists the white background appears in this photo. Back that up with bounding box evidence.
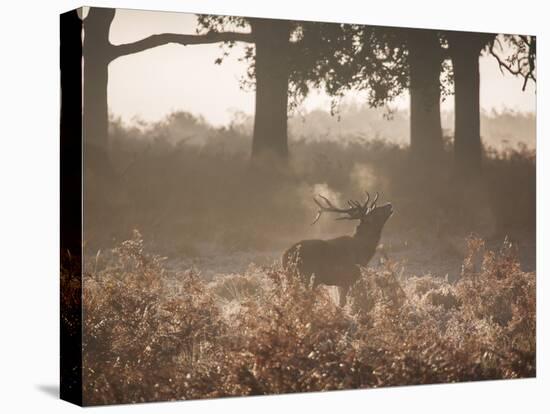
[0,0,547,412]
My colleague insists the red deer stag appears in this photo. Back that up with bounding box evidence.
[282,192,393,306]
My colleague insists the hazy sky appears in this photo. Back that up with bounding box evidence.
[107,8,536,127]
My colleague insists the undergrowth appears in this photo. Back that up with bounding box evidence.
[77,232,535,405]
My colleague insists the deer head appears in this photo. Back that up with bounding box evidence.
[311,191,393,238]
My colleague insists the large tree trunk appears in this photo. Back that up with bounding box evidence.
[448,33,494,179]
[83,8,116,171]
[408,30,444,164]
[249,19,291,164]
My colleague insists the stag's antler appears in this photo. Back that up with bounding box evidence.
[311,191,379,224]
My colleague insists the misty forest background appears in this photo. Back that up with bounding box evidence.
[65,8,536,277]
[60,8,536,404]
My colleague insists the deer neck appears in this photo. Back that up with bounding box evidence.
[352,228,382,261]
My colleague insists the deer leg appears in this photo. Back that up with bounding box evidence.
[338,284,349,307]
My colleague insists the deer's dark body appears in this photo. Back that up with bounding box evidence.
[283,195,392,306]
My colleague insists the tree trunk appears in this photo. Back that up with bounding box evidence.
[83,8,116,170]
[448,33,494,179]
[249,19,291,164]
[408,30,443,164]
[453,49,481,176]
[408,30,444,164]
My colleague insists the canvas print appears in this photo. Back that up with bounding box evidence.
[60,6,536,406]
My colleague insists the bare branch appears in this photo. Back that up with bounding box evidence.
[489,35,536,92]
[110,31,254,60]
[490,38,520,76]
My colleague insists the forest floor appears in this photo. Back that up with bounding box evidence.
[164,230,536,285]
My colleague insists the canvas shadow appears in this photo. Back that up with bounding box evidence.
[36,383,59,399]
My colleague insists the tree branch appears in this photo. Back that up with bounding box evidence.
[490,40,521,76]
[489,36,536,92]
[110,31,254,60]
